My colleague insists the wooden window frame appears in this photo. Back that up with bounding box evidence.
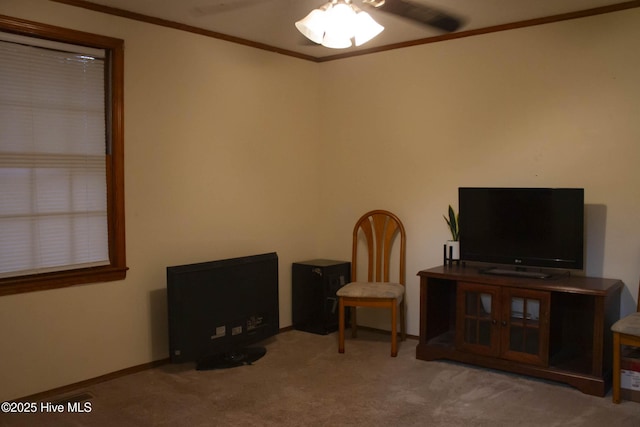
[0,15,127,296]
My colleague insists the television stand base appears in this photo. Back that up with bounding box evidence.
[417,265,623,396]
[196,347,267,370]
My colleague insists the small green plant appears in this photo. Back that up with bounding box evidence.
[443,205,459,241]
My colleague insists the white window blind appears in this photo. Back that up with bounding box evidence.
[0,36,109,278]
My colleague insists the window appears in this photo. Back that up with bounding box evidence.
[0,16,126,295]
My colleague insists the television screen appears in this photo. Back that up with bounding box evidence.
[167,252,279,370]
[458,188,584,272]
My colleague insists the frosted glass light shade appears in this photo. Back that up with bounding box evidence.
[295,9,327,44]
[295,1,384,49]
[322,30,353,49]
[354,11,384,46]
[322,3,355,48]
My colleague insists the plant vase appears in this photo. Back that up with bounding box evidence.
[446,240,460,261]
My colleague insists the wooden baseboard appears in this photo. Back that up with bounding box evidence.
[17,358,170,402]
[16,327,415,401]
[16,327,293,401]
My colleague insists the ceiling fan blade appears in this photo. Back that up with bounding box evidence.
[191,0,275,17]
[364,0,463,33]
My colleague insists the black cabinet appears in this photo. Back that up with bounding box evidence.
[292,260,350,335]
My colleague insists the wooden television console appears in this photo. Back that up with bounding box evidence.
[416,264,622,396]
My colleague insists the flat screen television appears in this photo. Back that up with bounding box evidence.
[166,252,279,370]
[458,188,584,278]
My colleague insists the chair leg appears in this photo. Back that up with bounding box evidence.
[612,332,621,403]
[391,301,398,357]
[338,297,345,354]
[400,299,406,341]
[351,306,358,338]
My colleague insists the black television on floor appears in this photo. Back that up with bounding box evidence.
[167,252,279,370]
[458,188,584,278]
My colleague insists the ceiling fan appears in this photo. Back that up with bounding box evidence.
[193,0,463,33]
[294,0,464,48]
[193,0,463,50]
[362,0,463,33]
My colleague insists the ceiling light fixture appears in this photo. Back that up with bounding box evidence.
[295,0,384,49]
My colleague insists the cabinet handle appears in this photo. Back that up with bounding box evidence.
[501,321,507,327]
[328,297,337,313]
[492,319,497,325]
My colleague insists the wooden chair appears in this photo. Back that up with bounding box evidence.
[337,210,406,357]
[611,280,640,403]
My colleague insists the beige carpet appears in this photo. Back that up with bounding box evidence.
[2,329,640,426]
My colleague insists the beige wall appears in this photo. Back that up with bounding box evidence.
[0,0,322,400]
[1,0,639,401]
[316,9,640,332]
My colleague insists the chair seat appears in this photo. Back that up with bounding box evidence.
[337,282,404,300]
[612,312,640,336]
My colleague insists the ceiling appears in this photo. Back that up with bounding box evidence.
[56,0,637,60]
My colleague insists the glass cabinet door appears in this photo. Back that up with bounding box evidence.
[456,282,500,356]
[501,289,550,366]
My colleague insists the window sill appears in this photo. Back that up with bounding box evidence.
[0,266,129,296]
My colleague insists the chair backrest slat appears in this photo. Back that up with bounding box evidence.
[372,214,387,281]
[358,216,375,282]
